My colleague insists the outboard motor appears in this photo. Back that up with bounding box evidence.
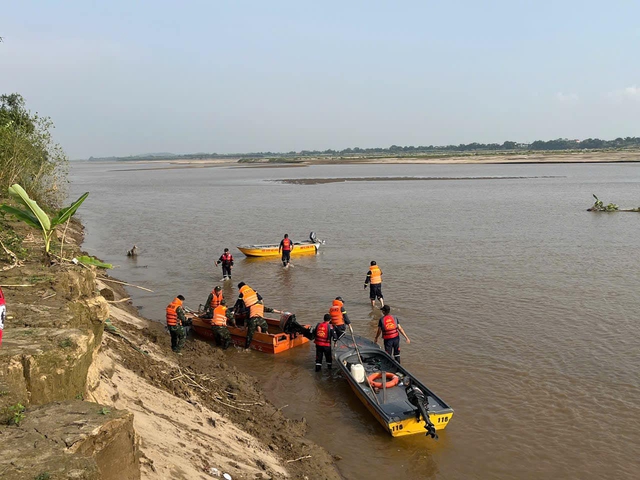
[309,231,317,243]
[279,312,314,339]
[405,380,438,440]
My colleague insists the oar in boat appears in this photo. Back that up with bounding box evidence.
[348,324,381,407]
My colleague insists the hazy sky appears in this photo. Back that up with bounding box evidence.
[2,0,639,158]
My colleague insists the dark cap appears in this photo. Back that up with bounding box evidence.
[370,261,377,266]
[224,248,229,252]
[177,295,185,301]
[237,282,245,289]
[214,286,222,291]
[335,296,343,302]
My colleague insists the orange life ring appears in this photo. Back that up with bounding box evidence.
[367,372,399,389]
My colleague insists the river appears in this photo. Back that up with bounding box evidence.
[70,161,640,480]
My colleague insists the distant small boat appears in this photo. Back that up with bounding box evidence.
[237,232,323,257]
[189,311,312,354]
[334,336,454,437]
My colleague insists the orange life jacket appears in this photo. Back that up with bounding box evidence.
[314,321,331,347]
[240,285,258,307]
[212,305,228,327]
[166,297,183,326]
[381,315,399,340]
[369,265,382,284]
[329,299,344,326]
[249,302,264,319]
[210,290,224,309]
[282,238,292,251]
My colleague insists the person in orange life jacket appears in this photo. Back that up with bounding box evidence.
[236,282,263,322]
[203,285,224,318]
[374,305,410,363]
[278,233,294,267]
[166,295,188,353]
[245,300,282,349]
[364,260,384,308]
[210,299,232,350]
[0,287,6,347]
[313,313,337,371]
[328,296,351,339]
[216,248,234,280]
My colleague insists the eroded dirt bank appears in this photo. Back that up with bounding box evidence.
[0,216,342,479]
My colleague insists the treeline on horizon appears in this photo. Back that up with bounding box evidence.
[88,136,640,162]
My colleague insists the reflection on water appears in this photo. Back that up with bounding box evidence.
[71,161,640,480]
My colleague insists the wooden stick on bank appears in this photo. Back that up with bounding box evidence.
[98,277,154,293]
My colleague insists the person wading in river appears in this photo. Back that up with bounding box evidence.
[364,260,384,308]
[278,233,294,267]
[166,295,188,353]
[313,313,337,371]
[216,248,234,280]
[374,305,410,363]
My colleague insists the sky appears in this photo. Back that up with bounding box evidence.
[1,0,639,159]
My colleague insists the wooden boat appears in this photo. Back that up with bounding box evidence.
[188,311,312,354]
[237,232,323,257]
[334,336,454,438]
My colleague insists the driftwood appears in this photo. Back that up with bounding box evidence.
[0,239,20,271]
[106,297,131,304]
[286,455,312,463]
[99,277,154,292]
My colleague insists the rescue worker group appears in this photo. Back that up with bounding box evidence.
[166,243,410,372]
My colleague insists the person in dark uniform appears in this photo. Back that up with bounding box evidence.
[313,313,337,371]
[166,295,187,353]
[216,248,234,280]
[210,299,232,350]
[374,305,410,363]
[203,285,223,319]
[278,234,294,267]
[364,260,384,308]
[245,301,282,349]
[328,296,351,339]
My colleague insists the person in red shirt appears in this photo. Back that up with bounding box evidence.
[278,234,294,267]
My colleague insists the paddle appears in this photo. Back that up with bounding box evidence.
[348,324,381,407]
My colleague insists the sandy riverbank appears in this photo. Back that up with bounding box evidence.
[0,214,342,479]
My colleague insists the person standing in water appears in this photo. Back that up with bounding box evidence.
[279,234,294,267]
[216,248,234,280]
[364,260,384,308]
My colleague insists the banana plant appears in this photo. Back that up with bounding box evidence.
[0,183,89,254]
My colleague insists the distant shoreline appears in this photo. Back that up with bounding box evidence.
[96,150,640,170]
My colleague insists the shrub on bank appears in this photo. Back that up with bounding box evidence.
[0,93,68,208]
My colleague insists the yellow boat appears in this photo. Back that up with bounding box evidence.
[334,336,453,438]
[237,232,323,257]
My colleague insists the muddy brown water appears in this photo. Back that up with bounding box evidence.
[70,161,640,480]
